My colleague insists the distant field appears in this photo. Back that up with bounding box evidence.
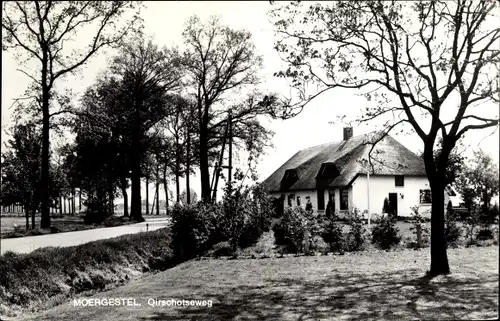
[0,215,88,236]
[0,214,149,239]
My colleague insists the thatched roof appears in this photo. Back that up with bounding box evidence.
[261,132,427,193]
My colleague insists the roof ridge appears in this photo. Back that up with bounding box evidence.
[298,130,382,153]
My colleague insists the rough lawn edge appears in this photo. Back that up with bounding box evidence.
[0,227,173,319]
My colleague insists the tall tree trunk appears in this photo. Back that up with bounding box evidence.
[72,188,76,215]
[186,129,191,204]
[130,107,143,222]
[199,124,211,202]
[108,183,114,215]
[110,193,114,216]
[63,197,67,214]
[163,164,169,216]
[423,138,450,276]
[146,176,149,215]
[79,189,82,212]
[59,196,63,215]
[40,53,51,228]
[482,191,490,214]
[156,163,160,216]
[25,205,29,231]
[175,137,180,203]
[429,181,449,275]
[31,206,36,230]
[122,179,129,217]
[131,160,141,221]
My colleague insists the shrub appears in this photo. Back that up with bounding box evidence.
[464,207,482,244]
[445,220,462,248]
[489,204,499,223]
[476,227,494,240]
[103,215,130,227]
[170,178,274,260]
[210,241,235,258]
[272,218,287,246]
[237,184,273,249]
[27,228,45,236]
[445,205,462,248]
[83,201,111,225]
[170,203,214,261]
[477,204,498,225]
[13,225,25,234]
[371,215,401,250]
[344,208,368,252]
[272,206,308,253]
[219,174,274,251]
[321,218,344,253]
[307,235,329,254]
[408,206,430,249]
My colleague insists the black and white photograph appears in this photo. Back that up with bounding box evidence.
[1,1,499,320]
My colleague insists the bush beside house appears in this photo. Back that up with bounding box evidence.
[171,182,274,260]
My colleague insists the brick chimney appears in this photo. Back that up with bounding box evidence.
[343,127,353,140]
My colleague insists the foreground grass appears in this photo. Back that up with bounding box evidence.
[0,215,137,239]
[19,246,499,321]
[0,228,173,319]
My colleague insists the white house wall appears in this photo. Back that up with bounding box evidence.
[269,175,436,218]
[270,190,328,212]
[351,175,431,217]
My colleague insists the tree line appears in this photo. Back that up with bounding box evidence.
[1,2,288,227]
[2,0,499,278]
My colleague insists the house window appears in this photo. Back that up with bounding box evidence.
[327,189,336,214]
[297,196,301,206]
[281,169,299,191]
[395,175,404,187]
[317,189,325,210]
[340,187,349,210]
[305,196,312,211]
[328,189,335,203]
[420,189,432,204]
[287,194,295,207]
[318,163,339,179]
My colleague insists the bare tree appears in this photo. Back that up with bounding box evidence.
[270,0,499,275]
[182,15,263,202]
[2,1,142,228]
[182,15,287,202]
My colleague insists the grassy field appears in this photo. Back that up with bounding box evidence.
[18,245,498,321]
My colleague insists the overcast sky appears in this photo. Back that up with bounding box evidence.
[1,1,498,203]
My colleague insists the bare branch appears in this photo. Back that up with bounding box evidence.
[16,69,42,85]
[457,119,500,138]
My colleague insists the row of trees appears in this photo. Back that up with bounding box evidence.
[1,2,289,226]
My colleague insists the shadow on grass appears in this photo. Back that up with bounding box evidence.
[139,270,498,321]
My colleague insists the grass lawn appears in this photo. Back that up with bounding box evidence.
[0,215,137,239]
[20,246,498,321]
